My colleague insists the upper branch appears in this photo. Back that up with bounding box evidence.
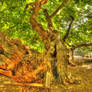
[30,0,49,43]
[50,0,71,18]
[43,9,53,30]
[32,0,41,18]
[62,16,74,43]
[31,0,48,18]
[71,43,92,50]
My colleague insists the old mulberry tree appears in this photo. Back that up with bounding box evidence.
[0,0,92,91]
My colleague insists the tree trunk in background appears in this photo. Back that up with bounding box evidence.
[68,49,75,66]
[71,50,74,62]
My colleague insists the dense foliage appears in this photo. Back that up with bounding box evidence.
[0,0,92,53]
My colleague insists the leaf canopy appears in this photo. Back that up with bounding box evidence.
[0,0,92,53]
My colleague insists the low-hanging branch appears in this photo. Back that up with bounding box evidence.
[62,16,74,43]
[50,0,71,18]
[71,43,92,50]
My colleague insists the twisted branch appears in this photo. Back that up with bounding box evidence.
[30,0,49,43]
[71,43,92,50]
[62,16,74,42]
[50,0,71,18]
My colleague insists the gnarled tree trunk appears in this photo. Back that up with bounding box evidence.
[0,0,73,91]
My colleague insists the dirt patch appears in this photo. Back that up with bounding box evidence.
[50,64,92,92]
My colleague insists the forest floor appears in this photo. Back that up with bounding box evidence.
[0,58,92,92]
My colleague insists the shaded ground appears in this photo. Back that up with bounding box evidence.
[0,58,92,92]
[67,64,92,92]
[51,57,92,92]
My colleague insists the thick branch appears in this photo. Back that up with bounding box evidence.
[30,0,49,43]
[0,64,46,82]
[0,69,12,78]
[62,16,74,42]
[43,9,53,29]
[31,0,48,18]
[32,0,41,19]
[50,0,70,18]
[71,43,92,50]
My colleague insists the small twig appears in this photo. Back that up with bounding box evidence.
[24,3,35,13]
[43,9,53,29]
[62,16,74,42]
[50,0,71,18]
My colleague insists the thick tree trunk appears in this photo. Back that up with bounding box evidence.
[56,42,69,84]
